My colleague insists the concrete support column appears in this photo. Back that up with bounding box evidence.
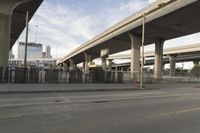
[0,7,12,82]
[0,0,30,82]
[84,53,91,82]
[0,12,11,66]
[52,60,56,70]
[62,63,68,72]
[84,52,91,74]
[154,39,164,79]
[169,55,177,76]
[69,59,74,71]
[129,34,141,82]
[102,58,107,71]
[108,59,113,72]
[115,65,118,83]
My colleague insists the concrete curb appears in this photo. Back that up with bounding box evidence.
[0,87,159,94]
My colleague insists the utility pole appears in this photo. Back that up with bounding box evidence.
[35,25,38,44]
[34,25,38,59]
[24,11,29,82]
[140,13,146,89]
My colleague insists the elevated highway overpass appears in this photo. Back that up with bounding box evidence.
[0,0,43,76]
[108,43,200,59]
[109,43,200,75]
[113,54,200,70]
[59,0,200,80]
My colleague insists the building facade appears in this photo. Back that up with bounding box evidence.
[46,45,52,58]
[18,42,43,59]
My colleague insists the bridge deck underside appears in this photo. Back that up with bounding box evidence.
[10,0,43,49]
[64,1,200,65]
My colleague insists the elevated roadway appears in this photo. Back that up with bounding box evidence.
[59,0,200,64]
[108,43,200,59]
[113,54,200,68]
[58,0,200,79]
[110,43,200,76]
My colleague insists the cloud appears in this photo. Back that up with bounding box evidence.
[13,1,99,58]
[119,0,148,12]
[12,0,200,61]
[148,0,157,3]
[13,0,151,59]
[35,3,96,40]
[100,0,150,29]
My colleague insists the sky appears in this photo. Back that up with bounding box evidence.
[13,0,200,65]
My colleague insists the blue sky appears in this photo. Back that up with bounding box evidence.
[13,0,200,62]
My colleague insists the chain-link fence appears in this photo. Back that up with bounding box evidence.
[0,67,152,84]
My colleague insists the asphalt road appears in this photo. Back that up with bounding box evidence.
[1,83,200,133]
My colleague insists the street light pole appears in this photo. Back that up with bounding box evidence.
[140,13,146,89]
[24,11,29,82]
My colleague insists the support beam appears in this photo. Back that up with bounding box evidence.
[129,34,141,82]
[169,54,177,76]
[154,39,164,79]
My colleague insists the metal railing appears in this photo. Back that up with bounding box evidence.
[1,67,200,84]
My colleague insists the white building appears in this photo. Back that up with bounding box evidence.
[18,42,43,59]
[46,45,52,58]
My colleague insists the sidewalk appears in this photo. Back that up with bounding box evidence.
[0,83,149,94]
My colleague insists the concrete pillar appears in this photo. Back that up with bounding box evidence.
[154,39,164,79]
[82,62,85,73]
[115,65,118,83]
[129,34,141,82]
[62,63,68,72]
[102,58,107,71]
[0,0,29,82]
[169,55,177,76]
[84,53,91,82]
[69,59,74,71]
[108,59,113,72]
[84,52,91,74]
